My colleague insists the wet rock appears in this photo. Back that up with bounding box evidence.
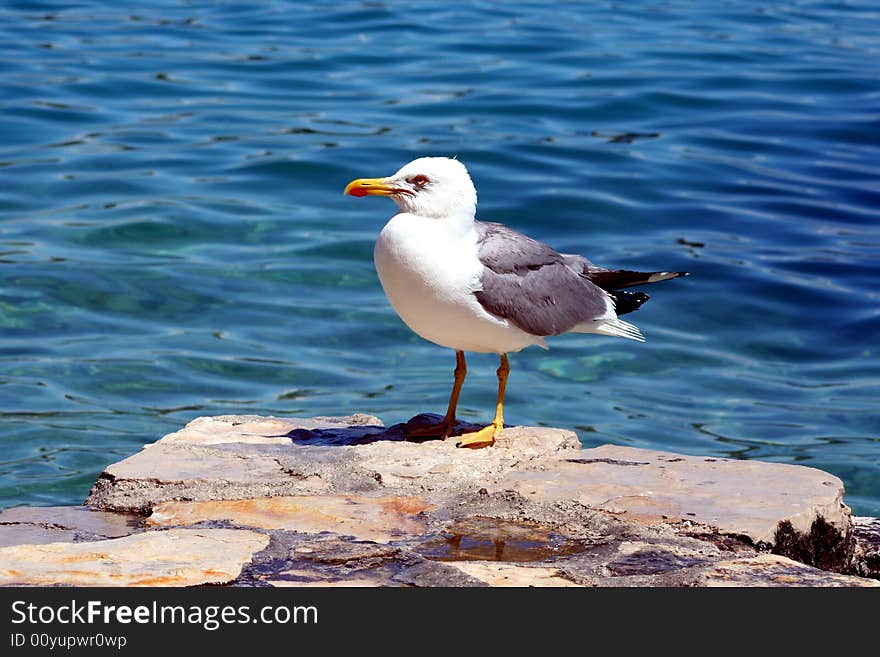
[390,558,490,587]
[237,532,486,588]
[33,413,870,588]
[496,444,853,569]
[0,528,268,586]
[419,516,588,562]
[555,546,878,588]
[852,516,880,578]
[772,515,853,573]
[0,505,141,547]
[602,540,717,577]
[552,535,734,586]
[694,554,879,588]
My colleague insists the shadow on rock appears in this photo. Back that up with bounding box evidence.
[283,413,486,447]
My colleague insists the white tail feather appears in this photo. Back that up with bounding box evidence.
[647,271,683,283]
[578,318,646,342]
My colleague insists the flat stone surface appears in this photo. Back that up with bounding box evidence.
[0,525,80,548]
[0,506,142,547]
[86,414,579,513]
[496,444,850,545]
[227,522,879,588]
[237,533,486,588]
[267,571,389,587]
[446,562,582,587]
[696,554,879,587]
[147,495,434,543]
[0,528,268,587]
[158,414,384,447]
[58,413,876,587]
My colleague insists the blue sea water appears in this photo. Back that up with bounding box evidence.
[0,1,878,515]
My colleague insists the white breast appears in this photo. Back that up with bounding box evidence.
[373,213,542,354]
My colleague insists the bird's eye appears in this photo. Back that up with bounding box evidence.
[410,175,429,187]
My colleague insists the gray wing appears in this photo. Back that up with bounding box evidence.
[473,221,610,336]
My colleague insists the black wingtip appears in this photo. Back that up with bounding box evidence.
[611,290,650,316]
[587,269,690,290]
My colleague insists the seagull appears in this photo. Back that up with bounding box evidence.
[345,157,687,449]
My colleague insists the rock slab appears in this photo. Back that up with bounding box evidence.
[0,505,141,547]
[85,414,853,568]
[0,528,268,587]
[0,414,875,587]
[147,495,434,543]
[85,414,580,513]
[496,444,851,545]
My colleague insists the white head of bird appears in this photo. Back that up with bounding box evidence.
[344,156,477,219]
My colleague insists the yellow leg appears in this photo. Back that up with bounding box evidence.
[406,351,466,439]
[456,353,509,449]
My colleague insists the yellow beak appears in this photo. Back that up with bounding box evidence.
[344,177,395,197]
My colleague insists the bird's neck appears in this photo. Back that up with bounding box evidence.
[417,210,476,239]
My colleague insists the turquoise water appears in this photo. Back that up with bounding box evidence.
[1,1,878,514]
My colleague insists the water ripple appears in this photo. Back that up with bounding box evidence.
[1,0,878,514]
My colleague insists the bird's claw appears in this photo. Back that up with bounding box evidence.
[455,423,500,449]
